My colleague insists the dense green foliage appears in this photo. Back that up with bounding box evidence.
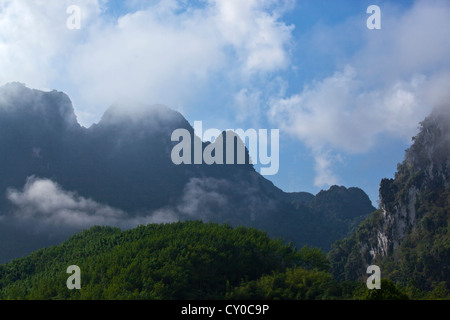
[328,210,384,282]
[328,186,449,298]
[227,267,353,300]
[381,187,450,294]
[0,221,414,300]
[353,279,409,300]
[0,221,333,299]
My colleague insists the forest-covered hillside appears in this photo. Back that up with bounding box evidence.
[0,221,417,300]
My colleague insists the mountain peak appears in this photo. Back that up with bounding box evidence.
[98,100,189,130]
[0,84,376,265]
[403,105,450,187]
[0,82,79,130]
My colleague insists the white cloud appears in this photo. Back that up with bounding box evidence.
[175,177,229,219]
[4,176,234,230]
[313,151,339,187]
[355,0,450,80]
[0,0,103,89]
[268,0,450,187]
[0,0,294,126]
[5,176,183,231]
[269,67,429,154]
[233,88,262,124]
[7,176,128,228]
[213,0,293,74]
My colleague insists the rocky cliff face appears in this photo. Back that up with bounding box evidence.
[329,105,450,286]
[372,105,450,260]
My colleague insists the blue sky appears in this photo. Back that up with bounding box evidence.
[1,0,450,204]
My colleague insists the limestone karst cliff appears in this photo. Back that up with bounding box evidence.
[329,105,450,292]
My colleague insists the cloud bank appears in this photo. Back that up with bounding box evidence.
[3,175,268,233]
[5,177,184,231]
[268,0,450,186]
[0,0,293,125]
[7,176,130,229]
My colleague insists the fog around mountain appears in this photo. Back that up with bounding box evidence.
[0,83,375,262]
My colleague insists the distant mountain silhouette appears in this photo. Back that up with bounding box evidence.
[0,83,375,262]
